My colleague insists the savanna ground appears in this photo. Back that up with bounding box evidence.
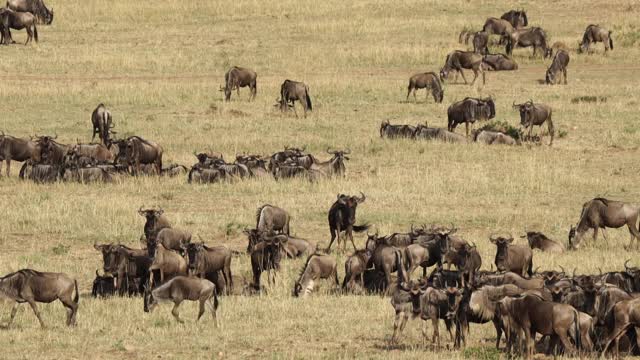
[0,0,639,358]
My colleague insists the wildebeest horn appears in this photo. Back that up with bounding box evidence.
[559,265,566,276]
[138,206,144,215]
[489,234,498,243]
[53,133,58,139]
[344,148,351,155]
[326,147,336,154]
[470,241,477,249]
[357,192,366,203]
[572,268,577,278]
[533,266,540,274]
[625,259,632,271]
[96,269,101,277]
[598,268,603,276]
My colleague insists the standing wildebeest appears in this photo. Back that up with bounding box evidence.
[0,132,37,176]
[482,17,514,43]
[91,104,113,145]
[513,100,554,145]
[6,0,53,24]
[293,253,339,298]
[447,97,496,137]
[256,204,290,235]
[250,235,286,290]
[326,193,368,252]
[521,231,564,253]
[440,50,488,85]
[310,148,349,177]
[482,53,518,71]
[144,276,219,325]
[221,66,257,101]
[91,270,116,298]
[148,244,187,287]
[501,9,528,29]
[370,235,404,289]
[506,27,551,58]
[406,72,444,103]
[33,135,69,165]
[404,226,453,279]
[468,31,489,55]
[342,236,376,290]
[116,136,163,175]
[579,24,613,54]
[0,269,78,328]
[276,79,312,118]
[569,198,640,250]
[184,243,233,295]
[379,121,416,139]
[490,235,533,277]
[545,49,570,85]
[138,207,171,242]
[600,297,640,357]
[0,8,37,45]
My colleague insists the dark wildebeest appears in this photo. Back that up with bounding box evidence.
[379,121,416,139]
[310,148,349,177]
[61,166,113,183]
[188,167,222,183]
[184,243,233,295]
[473,130,518,145]
[482,53,518,71]
[326,193,369,252]
[138,207,171,242]
[579,24,613,54]
[501,9,528,29]
[91,104,113,145]
[406,72,444,103]
[0,269,78,327]
[293,253,339,298]
[250,235,286,290]
[18,162,59,183]
[490,235,533,277]
[444,239,482,288]
[482,17,514,44]
[144,276,219,325]
[440,50,488,85]
[256,204,290,235]
[521,231,565,253]
[506,27,551,58]
[513,100,554,145]
[277,79,312,118]
[342,236,376,290]
[0,8,37,45]
[6,0,53,24]
[91,270,116,298]
[447,97,496,137]
[33,135,69,165]
[0,132,37,176]
[99,244,150,296]
[118,136,163,175]
[545,49,570,85]
[221,66,257,101]
[569,198,640,250]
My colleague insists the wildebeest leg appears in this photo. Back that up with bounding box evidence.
[326,227,338,253]
[206,296,218,327]
[5,160,10,177]
[6,302,19,327]
[25,27,33,45]
[470,68,478,85]
[406,86,412,101]
[493,318,502,349]
[563,68,568,85]
[197,298,206,321]
[171,301,184,323]
[458,69,468,85]
[432,317,440,348]
[292,101,298,118]
[465,121,470,138]
[391,311,407,343]
[421,319,428,346]
[348,230,357,252]
[27,299,46,328]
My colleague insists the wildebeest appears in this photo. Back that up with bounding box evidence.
[379,121,416,139]
[221,66,257,101]
[256,204,290,235]
[138,206,171,242]
[600,297,640,357]
[569,198,640,250]
[579,24,613,54]
[276,79,312,118]
[513,100,554,145]
[310,148,349,177]
[148,244,188,287]
[91,270,116,298]
[490,235,533,277]
[61,166,113,183]
[116,136,163,175]
[150,227,191,252]
[440,50,488,85]
[506,27,551,58]
[67,143,114,164]
[99,244,150,295]
[370,234,404,288]
[468,31,489,55]
[447,97,496,137]
[521,231,564,253]
[250,235,285,289]
[0,269,78,327]
[406,72,444,103]
[188,166,223,183]
[326,193,368,252]
[342,236,376,290]
[0,8,37,45]
[545,49,570,85]
[482,17,514,41]
[91,104,114,145]
[18,162,59,182]
[482,53,518,71]
[183,243,233,295]
[413,125,468,143]
[144,276,219,325]
[33,135,69,165]
[444,238,481,287]
[0,132,37,176]
[404,226,454,279]
[293,253,339,298]
[6,0,53,24]
[473,130,517,145]
[501,9,528,29]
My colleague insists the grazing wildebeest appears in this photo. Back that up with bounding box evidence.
[579,24,613,54]
[144,276,219,325]
[183,243,233,295]
[513,100,554,145]
[473,130,517,145]
[342,236,376,290]
[6,0,53,24]
[276,79,312,118]
[256,204,290,235]
[545,49,570,85]
[501,9,528,29]
[91,104,113,145]
[0,269,78,327]
[482,17,514,43]
[482,53,518,71]
[379,121,416,139]
[569,198,640,250]
[138,207,171,242]
[293,253,339,298]
[447,97,496,137]
[0,8,37,45]
[506,27,551,58]
[490,235,533,277]
[0,132,37,176]
[406,72,444,103]
[91,270,116,298]
[326,193,369,252]
[310,148,349,177]
[117,136,163,175]
[440,50,488,85]
[521,231,564,253]
[221,66,257,101]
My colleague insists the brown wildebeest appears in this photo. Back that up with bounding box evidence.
[342,236,376,290]
[7,0,53,24]
[33,135,69,165]
[151,227,191,252]
[569,198,640,250]
[18,161,59,182]
[70,143,114,163]
[138,206,171,242]
[220,66,257,101]
[447,97,495,137]
[148,244,187,287]
[512,100,554,145]
[506,27,551,58]
[379,121,416,139]
[370,234,404,288]
[405,227,452,279]
[440,50,488,85]
[283,235,316,258]
[579,24,613,54]
[293,253,339,298]
[545,49,570,85]
[482,17,514,43]
[490,234,533,277]
[117,136,163,175]
[0,131,37,176]
[61,166,113,183]
[413,125,468,143]
[600,297,640,357]
[188,166,223,183]
[99,243,150,296]
[276,79,312,118]
[91,104,114,145]
[144,276,219,325]
[256,204,290,235]
[521,231,564,253]
[473,130,518,145]
[406,72,444,103]
[184,242,233,295]
[250,235,285,290]
[0,8,36,45]
[310,148,349,177]
[482,53,518,71]
[0,269,79,328]
[444,238,481,288]
[326,192,368,252]
[468,31,489,55]
[501,9,528,29]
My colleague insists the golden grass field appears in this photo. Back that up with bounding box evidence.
[0,0,639,358]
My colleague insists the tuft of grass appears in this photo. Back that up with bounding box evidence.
[462,346,500,360]
[52,244,70,256]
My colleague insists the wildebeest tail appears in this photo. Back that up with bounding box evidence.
[352,224,369,233]
[342,260,351,289]
[609,31,614,50]
[573,309,580,351]
[305,86,312,111]
[74,279,80,304]
[395,249,406,284]
[213,289,219,312]
[33,23,38,42]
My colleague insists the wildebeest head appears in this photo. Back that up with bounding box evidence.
[244,228,262,253]
[138,207,164,224]
[540,266,566,285]
[337,192,366,209]
[399,279,428,315]
[572,268,597,294]
[184,242,205,273]
[624,259,640,290]
[445,287,464,319]
[489,234,514,271]
[513,100,535,127]
[94,243,118,275]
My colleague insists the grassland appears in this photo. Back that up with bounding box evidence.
[0,0,639,358]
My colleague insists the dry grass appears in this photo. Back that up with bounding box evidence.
[0,0,638,358]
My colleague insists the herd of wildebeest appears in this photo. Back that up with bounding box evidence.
[1,3,637,359]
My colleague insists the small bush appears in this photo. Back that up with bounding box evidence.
[477,121,523,140]
[52,244,70,256]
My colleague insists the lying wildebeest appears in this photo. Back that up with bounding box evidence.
[0,8,37,45]
[490,234,533,277]
[579,24,613,54]
[379,121,416,139]
[0,269,78,327]
[482,53,518,71]
[513,100,554,145]
[276,79,312,118]
[144,276,219,325]
[91,270,116,298]
[569,198,640,250]
[406,72,444,103]
[501,9,528,29]
[273,161,325,182]
[482,17,514,44]
[310,148,349,177]
[61,166,113,183]
[473,130,517,145]
[19,162,59,183]
[256,204,290,235]
[293,253,339,298]
[447,97,495,137]
[506,27,551,58]
[91,104,114,146]
[326,193,368,252]
[440,50,488,85]
[184,242,233,295]
[193,151,224,168]
[187,166,223,183]
[267,146,305,172]
[545,49,570,85]
[414,125,468,143]
[0,131,37,176]
[521,231,564,253]
[221,66,257,101]
[7,0,53,24]
[116,136,163,175]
